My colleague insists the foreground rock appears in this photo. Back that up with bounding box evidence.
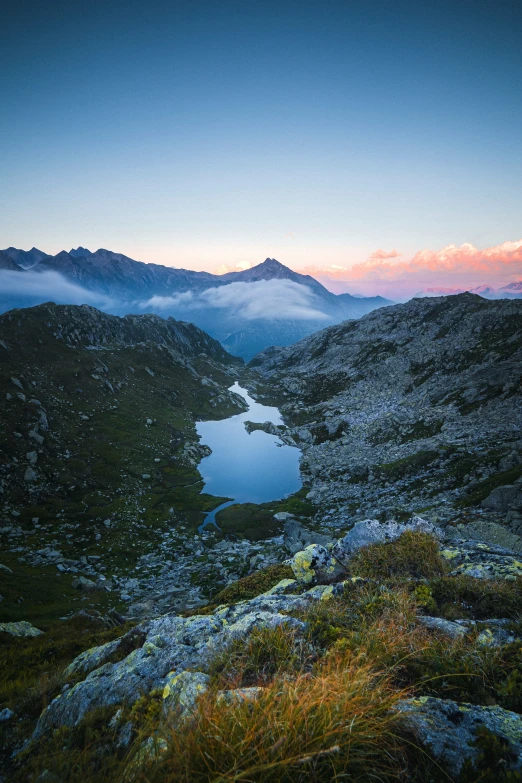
[440,539,522,579]
[32,590,321,739]
[398,697,522,776]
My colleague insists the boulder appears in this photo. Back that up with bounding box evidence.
[482,484,522,513]
[72,576,98,591]
[397,696,522,776]
[274,512,294,522]
[283,519,334,555]
[440,540,522,580]
[445,520,522,554]
[332,517,442,567]
[162,670,210,720]
[418,616,468,640]
[216,686,264,705]
[0,621,43,638]
[122,735,168,782]
[291,544,345,585]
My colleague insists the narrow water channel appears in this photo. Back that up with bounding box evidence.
[196,382,302,531]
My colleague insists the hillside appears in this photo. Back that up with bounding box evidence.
[0,304,250,627]
[0,248,394,358]
[249,293,522,544]
[3,295,522,781]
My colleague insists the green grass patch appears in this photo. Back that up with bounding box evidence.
[428,574,522,620]
[349,531,447,580]
[456,465,522,507]
[210,564,294,605]
[376,450,439,482]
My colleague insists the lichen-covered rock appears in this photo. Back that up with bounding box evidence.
[123,735,169,783]
[446,519,522,554]
[440,539,522,580]
[290,544,346,585]
[216,687,264,705]
[419,616,518,646]
[64,639,123,678]
[332,517,443,567]
[0,620,43,638]
[304,584,335,600]
[162,670,209,719]
[31,592,315,739]
[397,696,522,776]
[261,578,298,596]
[419,616,468,640]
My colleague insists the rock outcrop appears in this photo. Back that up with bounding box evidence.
[398,697,522,776]
[248,294,522,533]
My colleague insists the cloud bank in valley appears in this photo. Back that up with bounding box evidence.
[303,239,522,299]
[0,270,115,311]
[144,279,331,321]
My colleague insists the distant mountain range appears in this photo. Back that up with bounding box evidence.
[415,282,522,300]
[0,246,393,359]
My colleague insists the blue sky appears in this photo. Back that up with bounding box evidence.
[1,0,521,293]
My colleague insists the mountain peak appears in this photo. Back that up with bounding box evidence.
[261,257,285,267]
[69,246,92,258]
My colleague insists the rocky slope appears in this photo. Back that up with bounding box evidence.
[0,304,258,625]
[3,517,522,781]
[248,293,522,546]
[2,294,522,781]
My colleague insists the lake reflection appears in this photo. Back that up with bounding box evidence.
[196,383,302,507]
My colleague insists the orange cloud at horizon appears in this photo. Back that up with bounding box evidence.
[300,239,522,299]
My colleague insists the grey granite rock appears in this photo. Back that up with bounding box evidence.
[397,696,522,776]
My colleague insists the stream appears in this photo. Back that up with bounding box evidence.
[196,383,302,531]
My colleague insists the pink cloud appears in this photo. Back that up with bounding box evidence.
[369,248,401,260]
[301,239,522,299]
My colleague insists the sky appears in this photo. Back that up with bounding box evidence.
[1,0,521,298]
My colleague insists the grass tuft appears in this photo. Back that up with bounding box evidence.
[349,531,447,580]
[138,655,408,783]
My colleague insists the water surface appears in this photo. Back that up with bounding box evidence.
[196,383,301,529]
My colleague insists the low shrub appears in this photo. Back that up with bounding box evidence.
[210,564,294,605]
[428,574,522,620]
[349,531,447,580]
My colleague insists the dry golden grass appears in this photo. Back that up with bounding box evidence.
[136,653,409,783]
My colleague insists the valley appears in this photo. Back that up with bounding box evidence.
[0,250,393,359]
[1,293,522,782]
[0,304,309,628]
